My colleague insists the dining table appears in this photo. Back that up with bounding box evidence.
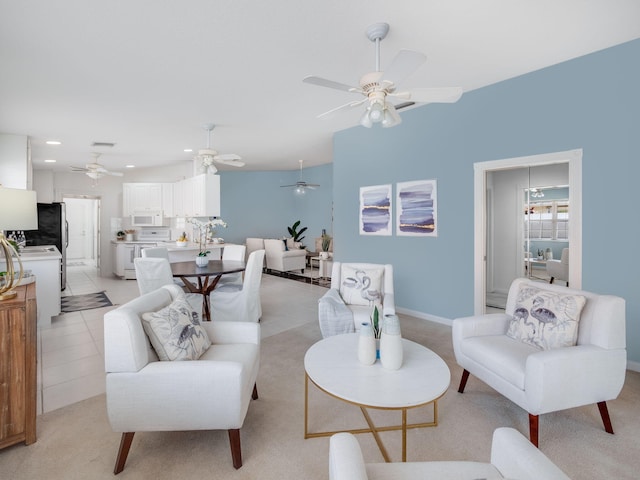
[170,259,245,321]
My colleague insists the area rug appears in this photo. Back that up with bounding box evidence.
[61,291,113,313]
[265,269,330,287]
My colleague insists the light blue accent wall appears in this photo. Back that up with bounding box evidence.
[334,39,640,362]
[218,163,333,248]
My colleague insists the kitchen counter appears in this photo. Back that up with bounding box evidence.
[1,245,62,327]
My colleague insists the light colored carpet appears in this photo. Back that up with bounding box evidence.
[1,313,639,479]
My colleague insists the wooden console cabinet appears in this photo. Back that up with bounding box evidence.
[0,282,37,449]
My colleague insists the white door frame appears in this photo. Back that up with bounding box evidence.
[62,194,101,268]
[474,149,582,314]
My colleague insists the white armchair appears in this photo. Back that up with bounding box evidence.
[546,247,569,285]
[104,284,260,473]
[263,238,307,273]
[329,428,570,480]
[318,262,395,338]
[452,277,626,446]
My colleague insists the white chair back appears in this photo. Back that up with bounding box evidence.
[209,249,265,322]
[223,244,246,261]
[141,246,170,259]
[134,257,174,295]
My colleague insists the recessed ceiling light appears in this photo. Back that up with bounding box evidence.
[44,159,57,163]
[125,165,135,168]
[184,148,193,153]
[46,140,62,145]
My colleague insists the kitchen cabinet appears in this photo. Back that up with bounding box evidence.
[172,174,220,218]
[1,247,61,327]
[122,183,163,216]
[0,282,37,450]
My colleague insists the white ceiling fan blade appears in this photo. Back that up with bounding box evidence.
[382,49,427,86]
[215,158,245,167]
[401,87,463,104]
[106,171,124,177]
[303,75,358,93]
[317,98,367,119]
[70,166,89,172]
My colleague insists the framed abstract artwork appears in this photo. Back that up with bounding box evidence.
[359,184,392,236]
[396,179,438,236]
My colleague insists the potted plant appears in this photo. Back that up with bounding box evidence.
[287,220,307,248]
[116,230,126,241]
[320,233,332,259]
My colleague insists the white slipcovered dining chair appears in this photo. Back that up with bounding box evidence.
[133,257,202,318]
[217,244,247,287]
[318,262,395,338]
[209,249,265,323]
[452,277,626,446]
[141,246,187,286]
[104,284,260,472]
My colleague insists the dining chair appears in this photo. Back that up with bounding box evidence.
[209,249,265,322]
[133,257,202,318]
[217,244,247,286]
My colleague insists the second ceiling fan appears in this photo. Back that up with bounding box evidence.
[195,124,245,174]
[281,160,319,195]
[303,22,463,128]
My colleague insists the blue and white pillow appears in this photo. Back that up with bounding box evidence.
[339,265,384,307]
[506,285,586,350]
[142,296,211,361]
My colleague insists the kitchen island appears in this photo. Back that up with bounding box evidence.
[1,245,62,327]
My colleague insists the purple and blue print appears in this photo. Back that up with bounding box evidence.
[396,180,437,236]
[359,184,392,236]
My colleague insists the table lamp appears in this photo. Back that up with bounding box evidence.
[0,187,38,301]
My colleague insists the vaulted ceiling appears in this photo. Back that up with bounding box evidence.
[1,1,639,174]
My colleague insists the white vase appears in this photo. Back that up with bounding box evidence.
[195,256,209,267]
[380,315,403,370]
[358,322,376,365]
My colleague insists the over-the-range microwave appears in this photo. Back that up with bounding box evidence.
[131,211,163,226]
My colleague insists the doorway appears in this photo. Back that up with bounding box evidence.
[474,149,582,314]
[62,195,101,268]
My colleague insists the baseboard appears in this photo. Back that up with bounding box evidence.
[395,306,452,327]
[627,359,640,373]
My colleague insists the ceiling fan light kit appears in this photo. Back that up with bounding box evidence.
[195,123,244,175]
[303,22,462,128]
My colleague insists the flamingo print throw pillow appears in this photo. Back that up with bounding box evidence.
[506,285,586,350]
[339,265,384,307]
[142,296,211,361]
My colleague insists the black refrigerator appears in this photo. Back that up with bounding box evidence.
[14,202,68,290]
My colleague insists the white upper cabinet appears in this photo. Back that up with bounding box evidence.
[190,174,220,217]
[123,182,175,217]
[123,183,163,216]
[126,175,220,218]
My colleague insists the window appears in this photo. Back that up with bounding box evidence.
[524,200,569,240]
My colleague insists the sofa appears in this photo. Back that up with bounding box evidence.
[329,428,570,480]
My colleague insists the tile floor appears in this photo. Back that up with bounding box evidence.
[37,262,327,415]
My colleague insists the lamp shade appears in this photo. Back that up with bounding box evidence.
[0,187,38,231]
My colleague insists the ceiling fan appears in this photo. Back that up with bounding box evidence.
[70,153,124,183]
[195,123,245,174]
[280,160,319,195]
[303,22,463,128]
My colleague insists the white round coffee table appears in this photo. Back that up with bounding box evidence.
[304,333,450,462]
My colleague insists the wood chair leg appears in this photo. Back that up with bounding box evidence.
[529,414,539,447]
[114,432,135,474]
[228,429,242,469]
[458,369,470,393]
[598,401,614,434]
[252,383,259,400]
